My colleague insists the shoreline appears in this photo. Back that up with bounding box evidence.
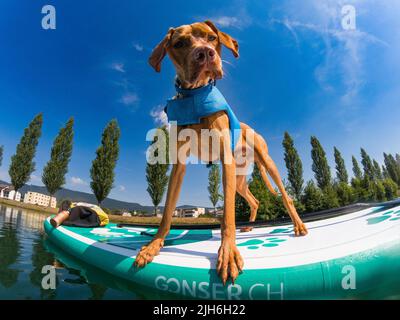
[0,198,220,225]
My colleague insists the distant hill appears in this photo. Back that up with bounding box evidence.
[0,180,206,212]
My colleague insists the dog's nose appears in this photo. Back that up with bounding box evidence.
[194,47,216,64]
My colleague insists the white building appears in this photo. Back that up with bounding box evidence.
[23,191,57,208]
[0,185,22,201]
[173,207,206,218]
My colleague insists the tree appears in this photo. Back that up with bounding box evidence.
[302,180,324,213]
[235,193,250,220]
[42,118,74,203]
[334,182,355,206]
[90,119,121,205]
[373,180,386,202]
[282,132,304,200]
[360,148,375,181]
[372,160,382,180]
[382,165,390,179]
[0,145,3,168]
[382,178,398,200]
[248,165,284,220]
[321,185,340,209]
[334,147,348,184]
[396,154,400,167]
[352,156,363,180]
[146,126,170,215]
[351,177,369,202]
[383,153,400,185]
[310,136,332,190]
[8,114,43,199]
[208,163,222,213]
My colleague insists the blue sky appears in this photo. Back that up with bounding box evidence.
[0,0,399,207]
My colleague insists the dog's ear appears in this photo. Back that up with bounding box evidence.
[148,28,175,72]
[204,20,239,58]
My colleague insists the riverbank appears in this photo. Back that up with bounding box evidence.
[0,198,220,225]
[0,197,58,214]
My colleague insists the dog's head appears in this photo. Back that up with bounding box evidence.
[148,21,239,88]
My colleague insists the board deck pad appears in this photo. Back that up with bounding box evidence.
[44,204,400,299]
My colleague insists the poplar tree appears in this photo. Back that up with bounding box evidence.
[42,118,74,202]
[0,145,3,168]
[282,132,304,200]
[384,153,400,185]
[9,114,43,199]
[90,119,120,205]
[360,148,375,181]
[146,126,170,215]
[382,165,390,179]
[396,154,400,167]
[372,160,382,180]
[310,136,332,190]
[208,163,222,213]
[352,156,363,180]
[334,147,348,184]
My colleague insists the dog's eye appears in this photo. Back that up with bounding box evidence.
[173,40,184,49]
[208,35,217,41]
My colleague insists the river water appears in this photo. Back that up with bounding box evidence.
[0,204,143,300]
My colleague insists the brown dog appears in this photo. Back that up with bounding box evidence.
[135,21,308,284]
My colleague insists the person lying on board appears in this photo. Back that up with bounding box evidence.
[50,200,109,228]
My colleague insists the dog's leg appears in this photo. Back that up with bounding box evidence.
[217,156,244,285]
[134,161,187,267]
[255,135,308,236]
[236,175,259,232]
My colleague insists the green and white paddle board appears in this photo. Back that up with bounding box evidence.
[44,203,400,300]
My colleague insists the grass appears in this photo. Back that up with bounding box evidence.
[0,197,220,225]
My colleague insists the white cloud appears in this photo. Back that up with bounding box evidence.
[150,105,169,127]
[120,92,139,106]
[111,62,126,73]
[212,16,241,28]
[198,3,252,30]
[133,43,144,52]
[271,9,388,103]
[118,185,126,192]
[70,177,88,186]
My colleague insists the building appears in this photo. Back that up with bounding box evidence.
[0,185,22,201]
[207,207,224,217]
[173,207,206,218]
[23,191,57,208]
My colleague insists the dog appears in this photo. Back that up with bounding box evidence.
[135,21,308,284]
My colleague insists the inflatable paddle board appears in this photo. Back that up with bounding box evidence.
[44,202,400,300]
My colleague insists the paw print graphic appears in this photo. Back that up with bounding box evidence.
[367,209,400,225]
[237,237,287,250]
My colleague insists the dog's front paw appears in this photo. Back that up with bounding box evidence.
[294,221,308,236]
[216,240,244,285]
[134,238,164,268]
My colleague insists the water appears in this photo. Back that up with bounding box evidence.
[0,204,145,300]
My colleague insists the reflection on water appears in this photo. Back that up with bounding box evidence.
[0,204,140,300]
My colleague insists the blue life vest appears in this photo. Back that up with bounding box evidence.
[164,81,241,153]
